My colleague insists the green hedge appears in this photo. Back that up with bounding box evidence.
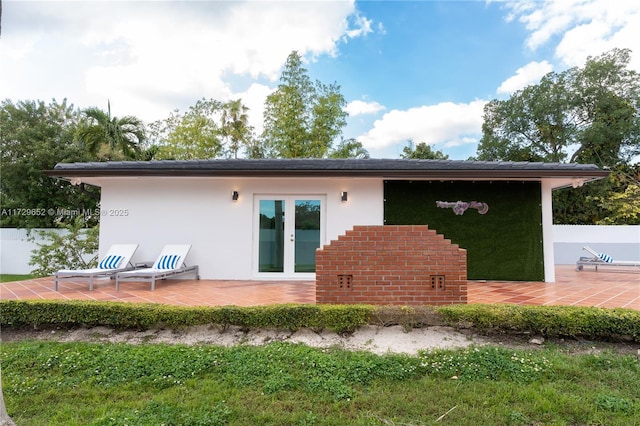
[1,300,638,342]
[0,300,373,334]
[438,304,640,341]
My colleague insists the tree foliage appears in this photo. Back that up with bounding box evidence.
[150,98,255,160]
[0,99,99,228]
[572,50,640,165]
[221,99,252,159]
[76,101,146,160]
[476,48,640,224]
[477,49,640,168]
[262,51,348,158]
[400,141,449,160]
[328,138,370,159]
[155,99,223,160]
[590,163,640,225]
[28,216,99,277]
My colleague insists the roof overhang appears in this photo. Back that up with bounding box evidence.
[45,158,610,189]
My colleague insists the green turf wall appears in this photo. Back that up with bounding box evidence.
[383,180,544,281]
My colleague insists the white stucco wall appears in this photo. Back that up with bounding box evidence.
[97,177,383,280]
[5,178,623,278]
[541,180,556,282]
[7,224,635,275]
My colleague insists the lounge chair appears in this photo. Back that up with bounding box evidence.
[576,246,640,271]
[115,244,199,291]
[54,244,139,291]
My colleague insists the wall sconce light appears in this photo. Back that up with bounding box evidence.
[232,191,239,201]
[341,191,348,202]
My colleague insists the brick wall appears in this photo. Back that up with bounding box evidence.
[316,225,467,305]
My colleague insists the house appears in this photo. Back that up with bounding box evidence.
[46,158,608,283]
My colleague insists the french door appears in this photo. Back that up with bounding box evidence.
[254,195,324,278]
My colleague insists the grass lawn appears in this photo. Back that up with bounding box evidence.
[2,340,638,425]
[0,274,34,283]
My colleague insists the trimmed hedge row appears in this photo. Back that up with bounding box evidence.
[438,304,640,341]
[1,300,638,342]
[0,300,372,334]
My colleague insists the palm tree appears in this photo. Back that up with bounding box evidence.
[76,101,145,160]
[221,99,250,159]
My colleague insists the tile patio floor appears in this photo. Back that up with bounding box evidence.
[1,265,638,310]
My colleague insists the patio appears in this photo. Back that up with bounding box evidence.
[1,265,638,310]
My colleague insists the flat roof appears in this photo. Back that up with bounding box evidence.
[46,158,610,180]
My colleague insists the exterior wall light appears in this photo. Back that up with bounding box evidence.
[341,191,348,202]
[232,190,239,201]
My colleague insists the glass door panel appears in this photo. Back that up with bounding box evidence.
[258,199,285,272]
[294,200,321,273]
[255,196,324,277]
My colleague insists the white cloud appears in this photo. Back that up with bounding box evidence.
[345,100,385,116]
[497,60,553,94]
[503,0,640,70]
[232,83,275,137]
[344,12,374,39]
[357,100,486,151]
[0,0,375,123]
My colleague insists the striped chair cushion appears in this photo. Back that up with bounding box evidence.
[157,254,180,270]
[598,253,614,263]
[98,255,123,269]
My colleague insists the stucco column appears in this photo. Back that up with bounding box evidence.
[541,180,555,282]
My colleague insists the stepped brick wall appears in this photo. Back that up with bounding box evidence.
[315,225,467,305]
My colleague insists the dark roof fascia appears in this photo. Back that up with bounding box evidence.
[44,159,611,180]
[43,169,611,180]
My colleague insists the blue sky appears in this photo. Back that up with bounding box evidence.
[2,0,639,160]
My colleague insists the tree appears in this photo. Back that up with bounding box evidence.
[400,140,449,160]
[151,99,225,160]
[590,163,640,225]
[309,82,348,157]
[571,49,640,166]
[476,48,640,224]
[28,216,99,277]
[76,101,145,160]
[478,72,576,163]
[328,138,369,159]
[243,138,267,159]
[221,99,253,159]
[477,49,639,168]
[262,51,348,158]
[0,99,99,228]
[150,98,256,160]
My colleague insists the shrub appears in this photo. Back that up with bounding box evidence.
[1,301,638,342]
[437,304,640,341]
[28,216,98,277]
[0,300,373,334]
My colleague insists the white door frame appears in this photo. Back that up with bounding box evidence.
[252,194,326,279]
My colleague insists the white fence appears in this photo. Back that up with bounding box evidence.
[2,225,639,274]
[553,225,640,264]
[0,228,69,275]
